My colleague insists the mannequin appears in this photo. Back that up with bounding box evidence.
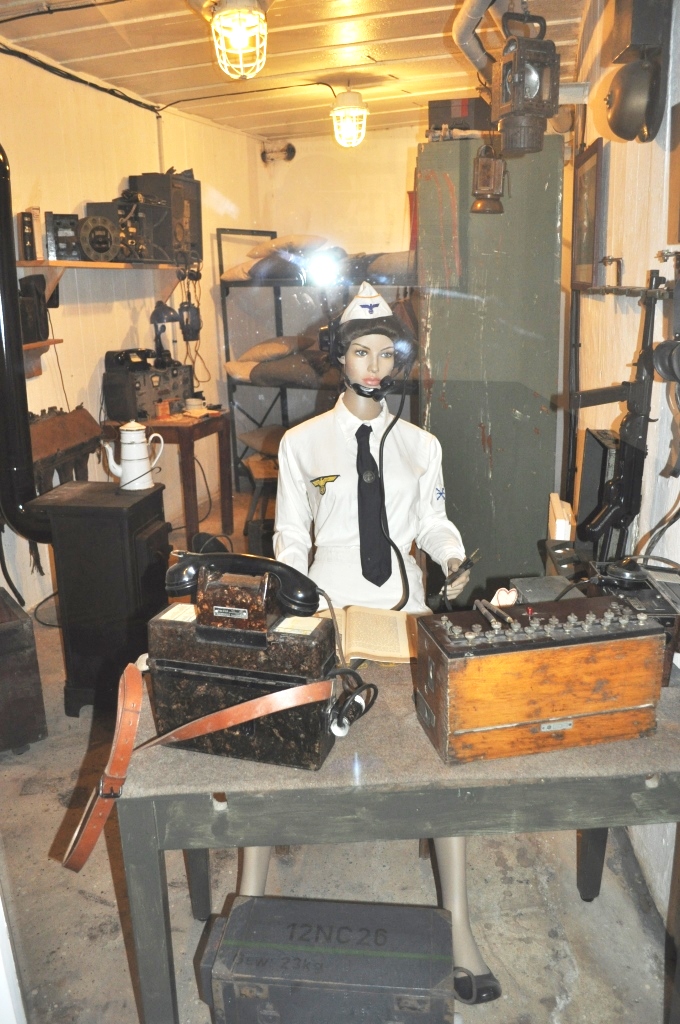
[240,283,500,1005]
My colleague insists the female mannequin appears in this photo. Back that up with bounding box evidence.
[240,283,500,1005]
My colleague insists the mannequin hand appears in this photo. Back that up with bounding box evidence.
[445,558,470,600]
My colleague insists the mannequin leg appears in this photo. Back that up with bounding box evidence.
[240,846,272,897]
[433,836,501,1004]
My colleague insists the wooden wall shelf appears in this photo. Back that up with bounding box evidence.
[16,259,180,302]
[23,338,63,379]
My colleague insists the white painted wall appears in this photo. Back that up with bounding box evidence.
[0,50,264,609]
[574,0,680,919]
[0,52,419,612]
[259,127,420,255]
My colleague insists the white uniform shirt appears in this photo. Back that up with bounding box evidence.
[273,394,465,613]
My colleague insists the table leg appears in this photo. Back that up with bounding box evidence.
[576,827,608,902]
[118,799,179,1024]
[185,848,211,921]
[177,433,198,548]
[217,418,234,535]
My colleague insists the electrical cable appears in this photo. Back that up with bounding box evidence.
[157,81,337,112]
[0,0,129,25]
[47,309,70,411]
[0,41,160,115]
[169,456,213,534]
[33,590,60,627]
[194,456,212,521]
[317,587,347,667]
[635,554,680,571]
[196,533,233,553]
[554,576,599,600]
[323,664,378,733]
[643,498,680,556]
[378,379,410,611]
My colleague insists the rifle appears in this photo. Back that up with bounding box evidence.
[571,269,663,555]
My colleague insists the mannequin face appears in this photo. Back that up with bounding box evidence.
[339,333,395,388]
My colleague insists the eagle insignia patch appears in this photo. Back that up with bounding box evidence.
[311,475,339,496]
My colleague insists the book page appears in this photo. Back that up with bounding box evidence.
[345,607,412,662]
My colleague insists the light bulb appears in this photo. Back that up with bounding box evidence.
[211,1,267,80]
[330,90,369,148]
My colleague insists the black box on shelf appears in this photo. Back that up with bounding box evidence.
[128,170,202,260]
[45,212,81,261]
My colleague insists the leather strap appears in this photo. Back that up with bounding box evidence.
[63,665,333,872]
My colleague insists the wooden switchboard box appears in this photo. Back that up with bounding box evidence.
[416,596,665,764]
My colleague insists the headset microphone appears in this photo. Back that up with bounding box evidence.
[344,373,401,401]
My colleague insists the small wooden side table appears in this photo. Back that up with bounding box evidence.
[103,412,233,546]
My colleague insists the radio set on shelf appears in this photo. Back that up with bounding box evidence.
[129,171,203,260]
[42,169,202,264]
[102,348,193,421]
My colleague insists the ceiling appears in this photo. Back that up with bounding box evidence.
[0,0,586,140]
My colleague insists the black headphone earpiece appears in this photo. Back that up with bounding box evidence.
[176,265,187,282]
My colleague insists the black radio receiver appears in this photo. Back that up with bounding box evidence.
[103,349,193,421]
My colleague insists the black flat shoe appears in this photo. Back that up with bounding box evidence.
[453,967,502,1004]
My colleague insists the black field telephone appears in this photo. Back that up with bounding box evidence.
[165,552,320,616]
[163,552,377,746]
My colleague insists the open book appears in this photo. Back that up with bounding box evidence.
[316,606,417,664]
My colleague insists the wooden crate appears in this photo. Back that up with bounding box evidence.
[416,596,665,764]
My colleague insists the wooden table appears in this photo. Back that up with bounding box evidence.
[103,412,233,546]
[116,663,680,1024]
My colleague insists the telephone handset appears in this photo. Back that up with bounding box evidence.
[165,552,321,617]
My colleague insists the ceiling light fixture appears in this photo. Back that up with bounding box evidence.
[188,0,272,81]
[330,89,369,148]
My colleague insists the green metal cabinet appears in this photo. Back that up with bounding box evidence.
[417,136,563,596]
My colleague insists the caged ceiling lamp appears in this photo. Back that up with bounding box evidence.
[330,89,369,148]
[188,0,271,80]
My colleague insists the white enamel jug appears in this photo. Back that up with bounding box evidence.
[103,420,164,490]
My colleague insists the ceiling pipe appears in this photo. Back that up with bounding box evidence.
[0,143,51,544]
[451,0,510,86]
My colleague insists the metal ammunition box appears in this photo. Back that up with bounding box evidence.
[200,896,455,1024]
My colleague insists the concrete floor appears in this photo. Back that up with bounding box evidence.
[0,493,675,1024]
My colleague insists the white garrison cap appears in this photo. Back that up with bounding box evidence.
[340,281,392,323]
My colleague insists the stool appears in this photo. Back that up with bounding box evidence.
[242,453,278,536]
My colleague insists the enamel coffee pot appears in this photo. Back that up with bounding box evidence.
[103,420,164,490]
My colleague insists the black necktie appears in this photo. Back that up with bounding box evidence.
[356,423,392,587]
